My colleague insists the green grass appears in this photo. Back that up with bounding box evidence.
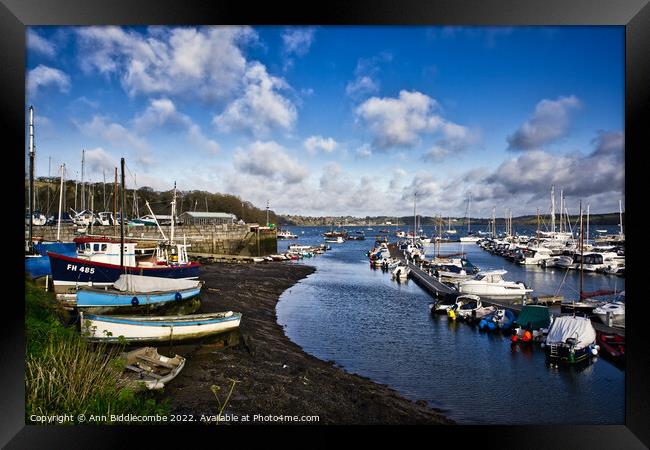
[25,276,169,423]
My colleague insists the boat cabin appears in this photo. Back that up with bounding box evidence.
[75,237,137,266]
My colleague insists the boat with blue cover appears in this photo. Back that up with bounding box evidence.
[25,241,77,278]
[76,274,203,314]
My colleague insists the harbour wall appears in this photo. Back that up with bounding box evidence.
[27,224,278,256]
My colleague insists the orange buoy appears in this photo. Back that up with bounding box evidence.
[522,330,533,342]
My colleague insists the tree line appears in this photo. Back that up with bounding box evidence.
[26,177,279,225]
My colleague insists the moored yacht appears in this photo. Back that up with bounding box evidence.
[457,270,532,300]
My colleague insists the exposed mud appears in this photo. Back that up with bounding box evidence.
[162,262,453,424]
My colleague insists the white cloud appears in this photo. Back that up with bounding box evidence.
[507,95,581,151]
[232,141,308,184]
[355,143,372,158]
[27,65,70,96]
[212,63,297,137]
[187,124,220,155]
[27,30,56,58]
[76,26,257,103]
[355,90,474,155]
[83,147,118,175]
[345,53,391,99]
[282,27,316,57]
[304,135,337,155]
[133,97,220,154]
[345,76,378,98]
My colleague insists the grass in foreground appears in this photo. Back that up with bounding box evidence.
[25,276,169,423]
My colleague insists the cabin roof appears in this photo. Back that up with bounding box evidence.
[179,211,236,219]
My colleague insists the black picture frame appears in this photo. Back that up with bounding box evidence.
[4,0,648,447]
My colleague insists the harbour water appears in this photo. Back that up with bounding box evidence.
[276,226,625,424]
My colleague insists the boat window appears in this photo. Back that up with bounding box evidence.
[101,244,107,251]
[93,244,100,252]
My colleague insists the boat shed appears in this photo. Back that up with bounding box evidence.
[179,211,236,226]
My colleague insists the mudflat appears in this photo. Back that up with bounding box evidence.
[163,262,453,424]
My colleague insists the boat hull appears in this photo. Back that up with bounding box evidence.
[48,252,201,293]
[81,312,241,343]
[77,285,202,310]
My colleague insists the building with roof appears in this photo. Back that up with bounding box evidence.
[179,211,237,226]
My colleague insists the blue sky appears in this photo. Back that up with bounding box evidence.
[26,26,624,217]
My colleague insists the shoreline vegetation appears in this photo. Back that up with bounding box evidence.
[25,263,453,424]
[25,276,169,423]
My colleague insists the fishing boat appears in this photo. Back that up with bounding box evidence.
[592,291,625,328]
[119,347,186,390]
[76,274,203,314]
[80,311,242,343]
[458,270,532,300]
[596,331,625,366]
[511,304,552,343]
[48,237,200,293]
[543,315,599,364]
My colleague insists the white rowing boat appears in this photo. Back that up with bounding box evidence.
[80,311,242,343]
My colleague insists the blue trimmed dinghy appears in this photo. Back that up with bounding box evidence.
[76,274,203,314]
[80,311,242,343]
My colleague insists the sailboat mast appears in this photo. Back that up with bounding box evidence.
[467,192,471,233]
[579,200,584,299]
[27,106,35,251]
[120,158,125,270]
[113,167,118,235]
[536,208,540,241]
[550,184,556,233]
[619,199,623,238]
[57,164,65,241]
[81,149,85,211]
[412,192,417,246]
[171,181,176,244]
[586,204,590,245]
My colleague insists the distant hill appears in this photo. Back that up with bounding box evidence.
[279,213,624,227]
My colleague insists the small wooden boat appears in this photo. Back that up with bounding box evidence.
[80,311,242,343]
[596,331,625,366]
[120,347,186,390]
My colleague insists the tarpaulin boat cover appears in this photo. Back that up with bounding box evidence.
[514,305,551,329]
[545,316,596,349]
[113,274,200,293]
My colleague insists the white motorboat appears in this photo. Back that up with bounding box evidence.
[325,236,344,243]
[277,229,298,239]
[391,264,410,280]
[459,235,481,243]
[592,291,625,328]
[458,270,532,300]
[517,246,554,265]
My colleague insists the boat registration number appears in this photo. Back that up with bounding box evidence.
[66,264,95,274]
